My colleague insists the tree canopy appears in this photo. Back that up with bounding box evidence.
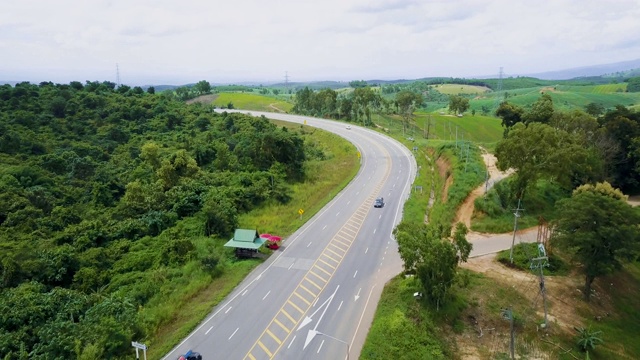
[551,182,640,301]
[0,80,316,358]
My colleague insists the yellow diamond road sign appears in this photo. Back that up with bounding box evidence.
[298,208,304,215]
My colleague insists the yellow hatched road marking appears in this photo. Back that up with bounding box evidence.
[318,258,336,269]
[314,264,332,276]
[308,270,327,283]
[246,353,256,360]
[325,247,343,259]
[330,242,348,252]
[257,341,272,357]
[299,284,316,298]
[274,318,290,333]
[287,300,304,314]
[281,309,296,323]
[323,252,340,264]
[293,291,311,305]
[334,237,351,248]
[305,276,322,290]
[266,329,282,345]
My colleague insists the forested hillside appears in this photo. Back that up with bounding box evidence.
[0,81,316,359]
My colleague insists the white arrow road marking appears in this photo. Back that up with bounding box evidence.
[303,286,340,349]
[355,288,361,302]
[288,335,296,349]
[298,285,339,332]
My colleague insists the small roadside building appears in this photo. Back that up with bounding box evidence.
[224,229,266,258]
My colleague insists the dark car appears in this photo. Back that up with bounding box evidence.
[178,350,202,360]
[374,197,384,208]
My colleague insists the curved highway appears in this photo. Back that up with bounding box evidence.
[164,111,417,360]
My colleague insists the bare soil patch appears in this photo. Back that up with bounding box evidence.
[436,157,452,202]
[268,103,286,113]
[628,195,640,207]
[186,94,218,105]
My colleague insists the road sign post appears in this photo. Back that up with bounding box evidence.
[131,341,148,360]
[298,208,304,220]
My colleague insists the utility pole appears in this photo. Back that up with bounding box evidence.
[509,199,524,263]
[531,243,550,328]
[509,308,515,360]
[501,308,515,359]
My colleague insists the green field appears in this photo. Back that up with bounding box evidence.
[434,83,491,95]
[212,92,294,112]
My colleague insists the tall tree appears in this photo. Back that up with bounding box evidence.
[496,101,524,137]
[394,222,471,309]
[495,122,589,198]
[552,182,640,301]
[522,93,554,124]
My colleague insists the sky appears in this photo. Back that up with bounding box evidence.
[2,0,640,85]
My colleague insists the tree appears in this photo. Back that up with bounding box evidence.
[194,80,211,95]
[394,222,471,309]
[627,76,640,92]
[552,182,640,301]
[495,122,589,198]
[448,95,469,115]
[584,102,604,117]
[522,93,554,124]
[395,90,423,133]
[495,101,524,137]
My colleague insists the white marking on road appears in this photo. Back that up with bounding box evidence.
[347,201,350,205]
[384,251,387,255]
[312,298,318,307]
[356,191,359,195]
[355,288,361,301]
[323,225,327,230]
[307,242,312,247]
[263,291,271,300]
[382,257,384,261]
[338,300,343,311]
[317,340,325,353]
[353,270,358,278]
[336,212,340,217]
[229,327,239,340]
[288,335,297,349]
[373,228,377,234]
[379,214,382,219]
[205,326,213,335]
[242,290,248,296]
[365,247,368,254]
[288,263,294,270]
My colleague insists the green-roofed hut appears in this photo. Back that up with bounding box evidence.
[224,229,266,258]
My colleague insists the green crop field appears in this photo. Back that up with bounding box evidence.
[433,83,491,95]
[212,93,294,112]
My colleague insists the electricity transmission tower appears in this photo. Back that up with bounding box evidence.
[284,71,290,94]
[116,63,121,88]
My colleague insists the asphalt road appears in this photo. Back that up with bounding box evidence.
[163,111,417,360]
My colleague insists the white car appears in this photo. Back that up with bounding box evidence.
[346,125,351,130]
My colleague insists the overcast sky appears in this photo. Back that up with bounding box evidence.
[2,0,640,85]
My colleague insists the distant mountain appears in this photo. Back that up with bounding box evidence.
[524,58,640,80]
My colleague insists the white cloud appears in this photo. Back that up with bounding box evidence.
[1,0,639,84]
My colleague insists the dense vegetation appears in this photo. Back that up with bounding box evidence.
[0,81,322,359]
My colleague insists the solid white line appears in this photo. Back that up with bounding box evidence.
[205,326,213,335]
[353,270,358,278]
[225,307,232,314]
[352,285,376,347]
[263,291,271,300]
[229,327,239,340]
[338,300,343,311]
[312,298,318,307]
[317,339,325,353]
[288,335,297,349]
